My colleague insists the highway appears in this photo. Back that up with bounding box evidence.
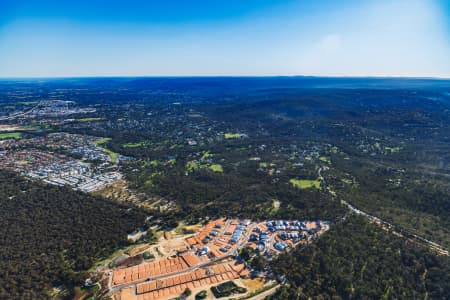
[318,166,448,256]
[342,200,449,256]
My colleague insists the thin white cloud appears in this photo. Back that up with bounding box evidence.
[318,34,342,53]
[292,0,450,77]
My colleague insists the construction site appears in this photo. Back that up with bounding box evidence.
[109,218,329,300]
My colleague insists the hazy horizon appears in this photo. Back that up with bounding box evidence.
[1,75,450,80]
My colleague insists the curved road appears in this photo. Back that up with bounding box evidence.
[243,284,279,300]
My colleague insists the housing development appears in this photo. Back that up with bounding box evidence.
[0,132,124,192]
[109,218,328,300]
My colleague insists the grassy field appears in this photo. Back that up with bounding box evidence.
[209,164,223,173]
[93,138,118,163]
[186,161,199,172]
[224,133,242,139]
[77,117,106,122]
[104,149,118,163]
[319,156,331,163]
[385,146,401,153]
[122,141,147,148]
[200,150,213,161]
[150,160,159,166]
[0,132,22,140]
[289,179,321,189]
[93,137,111,146]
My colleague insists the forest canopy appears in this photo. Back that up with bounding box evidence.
[0,171,146,299]
[269,215,450,300]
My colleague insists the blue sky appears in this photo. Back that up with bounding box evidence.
[0,0,449,77]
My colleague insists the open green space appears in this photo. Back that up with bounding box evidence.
[104,148,118,163]
[384,146,401,153]
[200,150,213,161]
[224,133,242,139]
[289,179,321,189]
[209,164,223,173]
[93,137,111,146]
[93,138,118,163]
[77,117,106,122]
[150,160,159,166]
[186,161,199,172]
[0,132,22,140]
[319,156,331,163]
[122,141,148,148]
